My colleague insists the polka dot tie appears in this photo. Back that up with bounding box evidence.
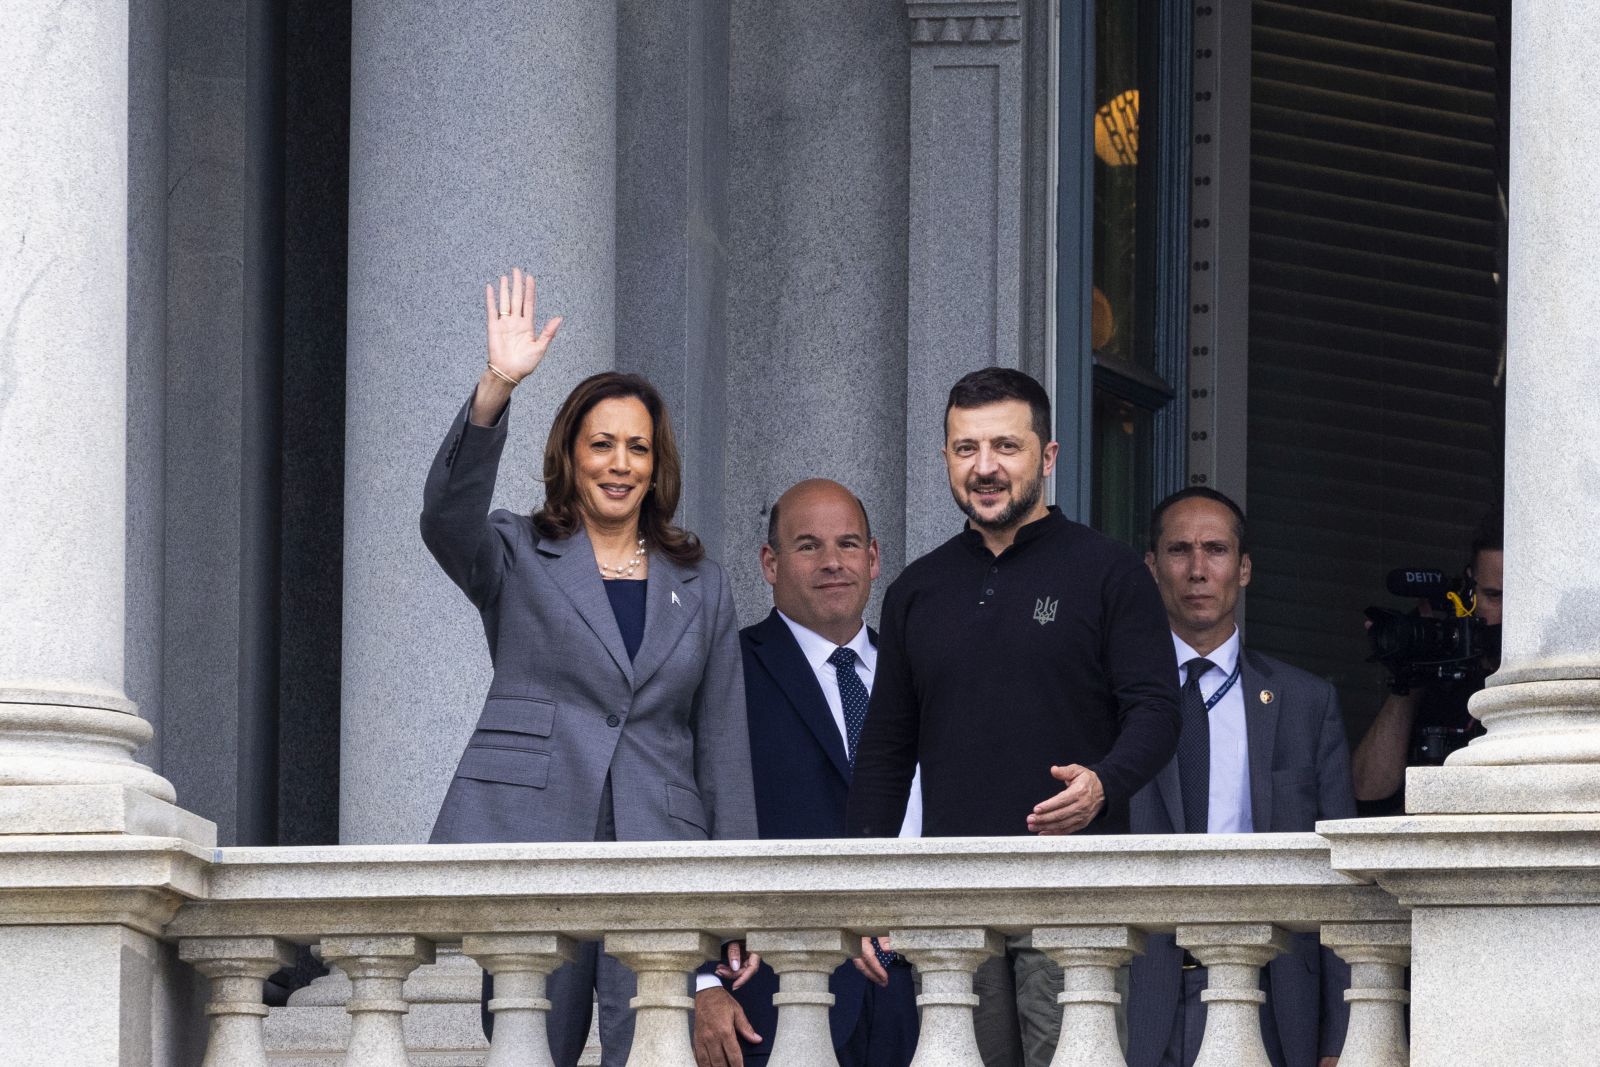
[1177,657,1215,835]
[829,646,870,768]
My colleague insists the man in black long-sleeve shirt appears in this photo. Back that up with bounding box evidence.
[846,367,1180,1067]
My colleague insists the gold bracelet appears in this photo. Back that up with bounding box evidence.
[486,363,520,388]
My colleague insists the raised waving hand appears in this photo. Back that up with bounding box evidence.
[470,268,562,426]
[486,267,562,383]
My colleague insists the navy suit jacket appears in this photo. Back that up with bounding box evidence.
[1126,647,1356,1067]
[731,610,913,1057]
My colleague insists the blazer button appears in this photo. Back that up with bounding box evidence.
[606,714,621,728]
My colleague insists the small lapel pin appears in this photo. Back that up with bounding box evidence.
[671,590,681,607]
[1260,689,1274,705]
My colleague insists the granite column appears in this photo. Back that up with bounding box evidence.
[1323,3,1600,1061]
[0,0,204,841]
[1401,0,1600,813]
[340,0,618,845]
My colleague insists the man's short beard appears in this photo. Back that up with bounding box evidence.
[956,466,1044,532]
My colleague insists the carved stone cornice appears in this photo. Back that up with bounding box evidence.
[0,834,211,936]
[907,1,1022,45]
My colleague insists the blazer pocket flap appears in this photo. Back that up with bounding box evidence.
[1271,767,1317,790]
[457,746,551,789]
[478,697,556,737]
[666,783,708,832]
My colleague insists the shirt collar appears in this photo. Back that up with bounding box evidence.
[958,505,1066,558]
[777,610,876,674]
[1172,625,1240,681]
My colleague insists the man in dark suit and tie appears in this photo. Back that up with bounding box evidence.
[1126,487,1354,1067]
[692,479,920,1067]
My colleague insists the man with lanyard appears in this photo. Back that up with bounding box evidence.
[1125,487,1354,1067]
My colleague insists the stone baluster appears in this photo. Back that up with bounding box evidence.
[1177,923,1291,1067]
[180,936,296,1067]
[606,930,718,1067]
[1034,925,1145,1067]
[892,927,1004,1067]
[321,935,435,1066]
[462,933,577,1067]
[1320,923,1410,1067]
[746,929,855,1067]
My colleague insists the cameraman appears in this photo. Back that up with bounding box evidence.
[1350,510,1503,813]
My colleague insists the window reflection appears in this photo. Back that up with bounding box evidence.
[1090,0,1159,547]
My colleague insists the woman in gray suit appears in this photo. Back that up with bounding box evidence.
[421,269,758,1066]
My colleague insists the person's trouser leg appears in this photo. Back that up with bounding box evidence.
[546,940,600,1067]
[1175,966,1207,1067]
[1013,947,1064,1067]
[844,961,920,1067]
[594,946,637,1066]
[974,950,1025,1066]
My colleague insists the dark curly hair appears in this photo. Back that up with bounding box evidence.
[532,371,703,564]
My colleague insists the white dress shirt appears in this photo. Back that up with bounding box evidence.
[1173,627,1252,834]
[779,611,923,838]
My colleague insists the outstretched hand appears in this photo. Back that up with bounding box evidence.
[485,267,562,384]
[1027,764,1104,835]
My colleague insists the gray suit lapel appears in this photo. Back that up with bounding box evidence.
[539,528,634,686]
[631,554,701,691]
[1242,649,1278,833]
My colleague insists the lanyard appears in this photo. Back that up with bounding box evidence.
[1200,661,1242,711]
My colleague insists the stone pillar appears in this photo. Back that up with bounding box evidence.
[903,0,1027,562]
[1321,11,1600,1067]
[746,929,855,1067]
[1320,924,1409,1067]
[0,0,202,837]
[322,936,436,1065]
[723,0,911,622]
[1177,924,1290,1067]
[1404,0,1600,816]
[462,933,577,1067]
[181,937,297,1067]
[1034,925,1144,1067]
[606,931,718,1067]
[340,0,618,845]
[893,927,1003,1067]
[616,0,730,562]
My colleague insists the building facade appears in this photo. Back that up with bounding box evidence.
[5,0,1600,1065]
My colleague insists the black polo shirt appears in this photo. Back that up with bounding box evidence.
[846,507,1180,837]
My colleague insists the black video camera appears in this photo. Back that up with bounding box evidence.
[1365,568,1501,696]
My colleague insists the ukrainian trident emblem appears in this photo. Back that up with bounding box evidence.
[1033,596,1059,626]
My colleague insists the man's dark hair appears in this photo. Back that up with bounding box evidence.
[1469,504,1503,565]
[1149,487,1249,556]
[945,367,1052,445]
[767,492,873,548]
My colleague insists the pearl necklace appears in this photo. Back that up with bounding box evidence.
[599,537,647,579]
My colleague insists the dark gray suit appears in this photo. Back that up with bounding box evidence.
[420,395,756,1064]
[1126,647,1355,1067]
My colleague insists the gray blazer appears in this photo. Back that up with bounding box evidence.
[1126,647,1356,1067]
[421,395,757,845]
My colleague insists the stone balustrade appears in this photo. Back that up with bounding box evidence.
[0,833,1411,1065]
